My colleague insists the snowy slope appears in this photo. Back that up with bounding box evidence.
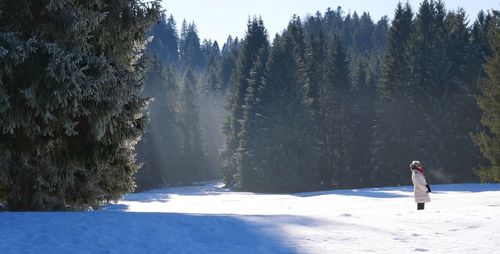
[1,182,500,254]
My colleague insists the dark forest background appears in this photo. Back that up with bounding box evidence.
[135,1,499,192]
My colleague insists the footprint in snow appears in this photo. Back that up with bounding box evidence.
[393,237,408,243]
[414,248,429,252]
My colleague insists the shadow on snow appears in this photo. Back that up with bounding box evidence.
[0,212,300,254]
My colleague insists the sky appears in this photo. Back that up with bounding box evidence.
[162,0,499,45]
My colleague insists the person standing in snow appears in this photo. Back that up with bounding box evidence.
[410,160,431,210]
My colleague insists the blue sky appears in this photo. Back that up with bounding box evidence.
[162,0,499,44]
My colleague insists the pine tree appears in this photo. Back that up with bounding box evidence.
[372,2,414,185]
[198,39,226,180]
[0,0,160,210]
[221,17,268,188]
[349,57,377,187]
[323,7,345,36]
[353,12,375,56]
[201,40,222,92]
[147,14,179,65]
[320,34,352,188]
[247,17,320,192]
[179,21,204,69]
[407,1,481,182]
[435,8,482,181]
[135,63,179,190]
[220,36,241,91]
[305,29,328,188]
[235,47,268,191]
[470,11,494,81]
[474,12,500,182]
[372,16,389,53]
[176,70,209,183]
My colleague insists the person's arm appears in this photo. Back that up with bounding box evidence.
[415,174,429,192]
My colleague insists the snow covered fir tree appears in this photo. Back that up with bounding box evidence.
[1,0,500,213]
[0,0,160,210]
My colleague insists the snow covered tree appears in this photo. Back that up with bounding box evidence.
[474,11,500,182]
[0,0,160,210]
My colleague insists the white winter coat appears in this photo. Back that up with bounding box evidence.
[411,170,431,203]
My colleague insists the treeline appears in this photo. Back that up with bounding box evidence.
[220,1,497,192]
[135,1,499,193]
[133,14,242,190]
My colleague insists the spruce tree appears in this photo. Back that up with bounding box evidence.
[221,17,268,188]
[349,57,377,187]
[220,36,241,91]
[201,40,222,92]
[408,0,448,176]
[407,1,481,182]
[235,47,268,191]
[372,2,414,185]
[135,63,179,190]
[372,16,389,53]
[320,34,352,188]
[147,14,179,65]
[353,12,375,56]
[305,29,328,188]
[179,21,204,69]
[436,9,482,181]
[474,12,500,182]
[470,11,494,81]
[0,0,160,210]
[236,17,320,192]
[176,70,209,183]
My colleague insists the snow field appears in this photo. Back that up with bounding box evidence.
[1,182,499,253]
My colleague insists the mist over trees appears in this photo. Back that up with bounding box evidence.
[215,0,497,192]
[1,0,499,211]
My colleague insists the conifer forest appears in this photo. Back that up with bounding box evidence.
[1,0,500,210]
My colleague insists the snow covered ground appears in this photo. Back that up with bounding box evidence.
[1,182,500,254]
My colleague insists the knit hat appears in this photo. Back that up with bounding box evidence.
[410,160,421,169]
